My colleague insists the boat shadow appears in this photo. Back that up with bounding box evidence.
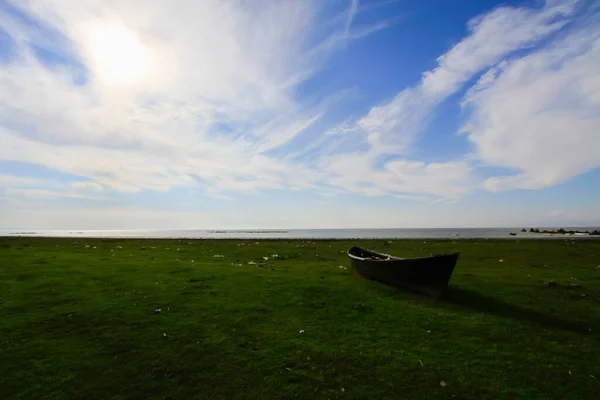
[438,287,590,334]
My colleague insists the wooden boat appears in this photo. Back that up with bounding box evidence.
[347,246,459,297]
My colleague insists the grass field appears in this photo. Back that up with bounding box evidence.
[1,237,599,399]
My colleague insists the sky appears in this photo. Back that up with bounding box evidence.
[0,0,599,230]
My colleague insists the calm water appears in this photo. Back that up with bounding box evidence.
[1,228,598,239]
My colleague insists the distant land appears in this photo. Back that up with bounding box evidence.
[2,227,599,239]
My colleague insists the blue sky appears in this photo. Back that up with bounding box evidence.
[0,0,599,229]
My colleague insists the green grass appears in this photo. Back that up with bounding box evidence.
[1,237,599,399]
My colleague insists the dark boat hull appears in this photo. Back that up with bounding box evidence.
[347,246,459,297]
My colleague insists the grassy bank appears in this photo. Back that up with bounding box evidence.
[1,237,599,399]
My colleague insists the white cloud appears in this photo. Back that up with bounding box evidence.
[462,22,600,191]
[319,152,476,199]
[0,173,52,188]
[201,186,233,201]
[353,0,578,152]
[291,0,584,207]
[0,173,113,203]
[69,181,104,191]
[395,194,434,202]
[0,0,398,202]
[254,112,324,152]
[420,0,577,98]
[0,0,597,230]
[5,188,115,201]
[0,196,46,209]
[344,0,360,42]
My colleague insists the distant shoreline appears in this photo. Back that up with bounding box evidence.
[521,228,599,236]
[2,227,600,240]
[206,230,289,234]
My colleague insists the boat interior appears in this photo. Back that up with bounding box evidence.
[349,246,393,260]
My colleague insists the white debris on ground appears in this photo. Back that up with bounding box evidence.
[213,255,224,258]
[263,257,269,260]
[339,266,347,270]
[299,330,305,334]
[499,259,504,262]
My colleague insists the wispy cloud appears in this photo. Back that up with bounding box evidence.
[6,188,115,201]
[0,172,117,203]
[69,181,104,192]
[0,0,393,201]
[462,13,600,191]
[353,0,579,152]
[0,0,597,229]
[0,172,53,188]
[307,0,583,202]
[344,0,360,44]
[319,153,476,199]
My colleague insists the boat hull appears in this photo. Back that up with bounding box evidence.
[348,246,459,297]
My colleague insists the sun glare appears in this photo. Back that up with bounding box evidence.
[88,24,151,85]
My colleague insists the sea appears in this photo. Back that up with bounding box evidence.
[0,228,598,239]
